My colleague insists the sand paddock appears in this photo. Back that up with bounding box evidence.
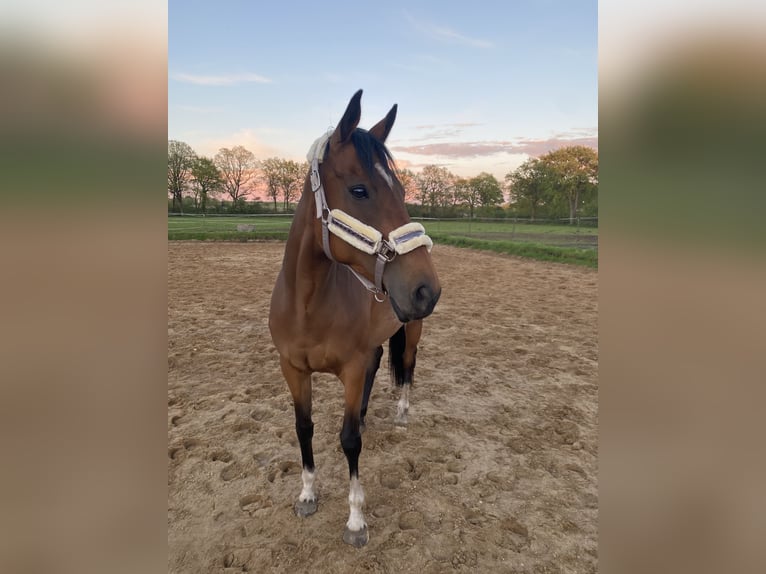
[168,242,597,573]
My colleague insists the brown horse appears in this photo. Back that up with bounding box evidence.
[269,90,441,547]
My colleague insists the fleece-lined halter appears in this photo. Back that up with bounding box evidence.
[307,131,433,302]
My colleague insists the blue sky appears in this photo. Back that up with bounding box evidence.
[169,0,597,180]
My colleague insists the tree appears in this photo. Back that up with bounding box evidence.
[260,158,306,212]
[453,178,478,219]
[214,146,257,208]
[471,172,503,208]
[168,140,196,213]
[416,165,455,216]
[397,168,418,203]
[260,157,283,212]
[539,146,598,224]
[280,160,306,212]
[445,181,462,209]
[506,158,554,220]
[190,156,222,213]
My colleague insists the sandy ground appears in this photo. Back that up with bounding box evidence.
[168,242,598,573]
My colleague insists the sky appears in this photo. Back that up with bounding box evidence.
[169,0,597,181]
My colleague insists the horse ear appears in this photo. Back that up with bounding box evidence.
[331,89,363,147]
[369,104,398,143]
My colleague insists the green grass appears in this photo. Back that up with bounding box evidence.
[167,230,289,241]
[168,215,596,237]
[168,215,293,241]
[429,233,598,268]
[417,219,598,237]
[168,215,293,232]
[168,214,598,268]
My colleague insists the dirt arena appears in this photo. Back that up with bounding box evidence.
[168,242,598,573]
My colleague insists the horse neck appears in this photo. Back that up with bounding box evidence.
[282,177,332,294]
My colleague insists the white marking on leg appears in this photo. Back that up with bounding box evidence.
[299,469,316,502]
[375,162,393,188]
[396,384,410,420]
[346,476,366,531]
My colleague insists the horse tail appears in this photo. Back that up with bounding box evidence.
[388,325,406,387]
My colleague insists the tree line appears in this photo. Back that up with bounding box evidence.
[169,140,597,221]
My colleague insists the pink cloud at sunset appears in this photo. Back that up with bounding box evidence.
[391,134,597,160]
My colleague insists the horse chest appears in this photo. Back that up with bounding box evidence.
[282,312,398,374]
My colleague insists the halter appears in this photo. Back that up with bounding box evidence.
[307,131,433,302]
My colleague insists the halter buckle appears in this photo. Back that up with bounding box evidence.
[378,240,396,262]
[310,163,321,192]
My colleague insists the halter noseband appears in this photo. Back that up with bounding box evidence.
[308,131,433,302]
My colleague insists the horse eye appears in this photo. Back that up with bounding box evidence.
[349,185,369,199]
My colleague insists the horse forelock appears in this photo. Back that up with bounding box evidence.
[310,127,401,192]
[349,129,400,188]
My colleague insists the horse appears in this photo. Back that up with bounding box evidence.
[268,90,441,547]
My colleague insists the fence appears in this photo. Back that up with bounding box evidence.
[168,214,598,250]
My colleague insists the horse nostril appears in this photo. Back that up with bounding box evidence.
[414,284,432,305]
[404,283,440,319]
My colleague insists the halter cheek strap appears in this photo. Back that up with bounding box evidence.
[308,133,433,302]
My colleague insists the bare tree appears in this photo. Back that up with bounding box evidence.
[260,158,306,212]
[214,146,257,208]
[280,160,306,212]
[416,165,455,216]
[260,157,283,212]
[396,168,418,203]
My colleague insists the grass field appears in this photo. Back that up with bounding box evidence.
[168,214,598,267]
[167,215,293,236]
[418,218,598,236]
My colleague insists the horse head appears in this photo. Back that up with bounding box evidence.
[312,90,441,321]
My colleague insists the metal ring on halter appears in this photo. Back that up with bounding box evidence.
[373,291,385,303]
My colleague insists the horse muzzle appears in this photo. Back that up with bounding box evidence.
[389,282,441,322]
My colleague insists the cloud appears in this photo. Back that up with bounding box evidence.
[404,11,492,48]
[408,122,484,141]
[171,72,273,86]
[391,135,598,159]
[515,136,599,157]
[551,127,599,138]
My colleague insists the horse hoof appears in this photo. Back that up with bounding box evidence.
[394,414,408,427]
[294,498,318,517]
[342,525,369,547]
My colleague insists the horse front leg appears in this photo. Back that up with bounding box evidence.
[360,345,383,432]
[279,357,317,517]
[340,363,369,547]
[395,383,411,426]
[392,320,423,427]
